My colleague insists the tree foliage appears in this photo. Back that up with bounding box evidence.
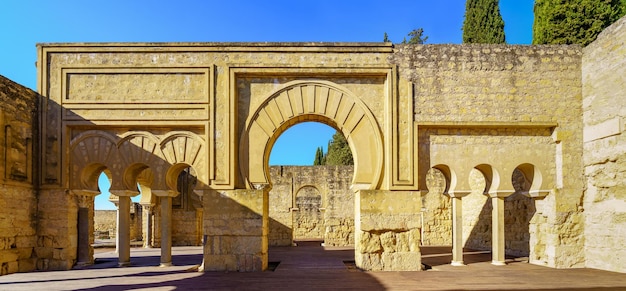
[313,131,353,166]
[533,0,626,46]
[324,131,353,165]
[383,32,391,43]
[405,28,428,44]
[462,0,506,44]
[313,146,324,165]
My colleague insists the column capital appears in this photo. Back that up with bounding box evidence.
[193,188,211,198]
[153,189,179,197]
[521,190,550,199]
[72,189,100,208]
[447,190,471,198]
[110,189,140,197]
[140,203,155,212]
[487,190,515,198]
[251,183,270,191]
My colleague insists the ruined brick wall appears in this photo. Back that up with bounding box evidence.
[268,166,354,246]
[392,44,584,268]
[0,75,38,275]
[94,210,116,236]
[93,203,143,242]
[582,16,626,273]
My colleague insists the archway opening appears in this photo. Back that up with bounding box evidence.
[91,170,146,257]
[171,166,203,246]
[266,121,356,270]
[505,166,537,261]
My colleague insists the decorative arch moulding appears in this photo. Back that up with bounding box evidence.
[238,79,385,191]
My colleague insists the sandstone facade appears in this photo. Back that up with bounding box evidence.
[0,76,38,275]
[0,16,625,275]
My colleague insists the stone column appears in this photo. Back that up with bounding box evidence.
[489,191,514,266]
[74,190,99,266]
[153,190,178,267]
[110,190,139,267]
[448,191,470,266]
[141,204,154,248]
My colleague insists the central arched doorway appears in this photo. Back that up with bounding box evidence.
[239,80,384,271]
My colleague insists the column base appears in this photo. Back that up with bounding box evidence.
[118,262,131,267]
[491,260,507,266]
[451,261,466,266]
[74,261,92,267]
[159,262,173,267]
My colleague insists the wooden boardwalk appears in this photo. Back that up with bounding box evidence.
[1,242,626,290]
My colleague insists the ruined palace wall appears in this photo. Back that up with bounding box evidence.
[582,16,626,273]
[0,75,38,275]
[268,166,354,246]
[392,44,584,267]
[93,203,143,241]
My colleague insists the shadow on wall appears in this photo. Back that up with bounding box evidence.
[464,169,537,258]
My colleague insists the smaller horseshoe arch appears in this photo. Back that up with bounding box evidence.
[240,80,384,189]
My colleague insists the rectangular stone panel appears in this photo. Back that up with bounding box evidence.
[63,68,211,103]
[62,104,209,121]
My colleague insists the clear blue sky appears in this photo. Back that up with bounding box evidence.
[0,0,534,209]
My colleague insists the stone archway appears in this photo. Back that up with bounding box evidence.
[239,80,384,190]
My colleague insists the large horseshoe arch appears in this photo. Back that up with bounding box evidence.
[239,80,384,190]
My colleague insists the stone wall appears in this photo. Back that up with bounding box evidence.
[268,166,354,246]
[393,44,585,268]
[422,169,452,246]
[0,75,38,275]
[93,203,143,242]
[582,16,626,273]
[94,210,116,237]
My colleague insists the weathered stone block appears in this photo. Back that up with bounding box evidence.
[17,258,36,273]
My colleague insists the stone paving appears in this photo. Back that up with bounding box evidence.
[1,243,625,290]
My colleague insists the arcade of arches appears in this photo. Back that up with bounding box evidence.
[1,16,626,275]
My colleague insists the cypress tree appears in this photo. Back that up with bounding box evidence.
[462,0,506,44]
[324,131,353,165]
[533,0,626,46]
[313,146,324,165]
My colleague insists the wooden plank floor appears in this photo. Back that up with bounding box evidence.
[1,243,625,290]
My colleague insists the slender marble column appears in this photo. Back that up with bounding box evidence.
[153,190,178,267]
[449,191,470,266]
[110,190,139,267]
[489,191,514,266]
[118,196,131,266]
[142,205,154,248]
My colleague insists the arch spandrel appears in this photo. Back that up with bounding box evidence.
[240,80,384,190]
